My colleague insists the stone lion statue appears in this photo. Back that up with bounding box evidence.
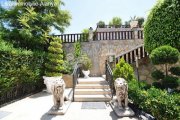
[51,79,66,110]
[114,78,128,109]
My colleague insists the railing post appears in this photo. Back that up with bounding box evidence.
[88,27,93,41]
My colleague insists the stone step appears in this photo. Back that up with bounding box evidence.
[78,77,107,84]
[75,84,109,89]
[75,88,111,95]
[74,95,111,102]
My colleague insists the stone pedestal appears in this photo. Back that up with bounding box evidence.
[48,100,71,115]
[110,100,135,117]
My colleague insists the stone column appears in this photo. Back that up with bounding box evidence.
[88,27,94,42]
[130,21,139,40]
[133,28,138,40]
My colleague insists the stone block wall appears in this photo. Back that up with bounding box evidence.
[63,39,143,76]
[133,57,180,84]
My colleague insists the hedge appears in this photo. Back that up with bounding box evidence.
[128,80,180,120]
[0,40,46,94]
[144,0,180,53]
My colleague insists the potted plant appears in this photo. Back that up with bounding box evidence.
[43,37,65,93]
[79,54,92,78]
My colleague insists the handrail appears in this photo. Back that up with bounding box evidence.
[53,29,144,43]
[54,33,89,43]
[97,25,130,28]
[105,60,115,99]
[72,63,81,101]
[116,44,148,64]
[93,31,134,40]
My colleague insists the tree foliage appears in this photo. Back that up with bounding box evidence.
[74,41,81,58]
[97,20,105,28]
[0,0,71,50]
[150,46,179,65]
[109,17,122,27]
[150,45,179,76]
[113,58,135,81]
[144,0,180,53]
[45,37,64,76]
[136,17,144,28]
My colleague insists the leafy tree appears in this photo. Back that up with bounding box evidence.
[113,58,135,81]
[80,28,89,41]
[74,41,81,59]
[109,17,122,27]
[0,0,71,50]
[144,0,180,53]
[97,20,105,28]
[136,17,144,28]
[151,70,165,80]
[170,67,180,76]
[124,21,130,28]
[150,45,179,76]
[45,37,64,76]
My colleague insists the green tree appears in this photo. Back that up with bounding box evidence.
[113,58,135,81]
[124,21,130,28]
[45,37,64,76]
[74,41,81,58]
[109,17,122,27]
[150,45,179,76]
[136,17,144,28]
[144,0,180,53]
[97,20,105,28]
[80,28,89,41]
[0,0,71,50]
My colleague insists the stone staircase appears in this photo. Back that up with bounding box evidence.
[74,77,112,102]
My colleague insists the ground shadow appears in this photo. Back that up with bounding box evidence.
[40,113,55,120]
[40,107,55,120]
[29,91,51,99]
[110,111,137,120]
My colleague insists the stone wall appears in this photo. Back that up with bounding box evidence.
[63,39,143,76]
[133,57,180,84]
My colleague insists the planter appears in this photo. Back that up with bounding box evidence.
[43,76,62,93]
[62,74,73,88]
[82,70,90,78]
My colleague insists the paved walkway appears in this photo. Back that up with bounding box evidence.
[0,91,138,120]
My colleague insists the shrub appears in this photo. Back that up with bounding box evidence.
[0,39,45,94]
[109,17,122,27]
[152,81,164,89]
[97,21,105,28]
[113,58,135,81]
[162,76,179,89]
[74,41,81,59]
[79,54,92,71]
[45,37,64,76]
[62,61,73,74]
[151,70,165,80]
[144,0,180,53]
[150,45,179,76]
[128,80,180,120]
[170,66,180,76]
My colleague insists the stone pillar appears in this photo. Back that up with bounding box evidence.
[88,27,94,42]
[130,21,139,40]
